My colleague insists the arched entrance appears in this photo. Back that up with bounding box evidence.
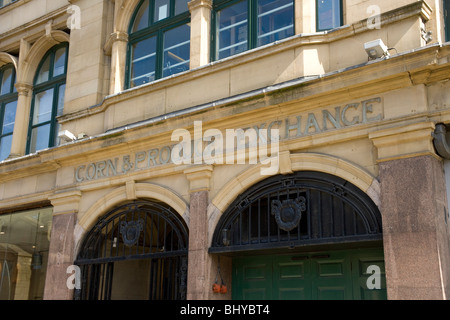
[210,171,386,300]
[75,200,189,300]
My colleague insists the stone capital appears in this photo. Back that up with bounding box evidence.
[48,189,82,216]
[369,122,437,162]
[14,82,33,96]
[188,0,212,12]
[104,31,129,56]
[184,165,213,193]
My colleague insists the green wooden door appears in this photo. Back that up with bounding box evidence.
[233,248,386,300]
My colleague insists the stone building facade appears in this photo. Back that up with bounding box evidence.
[0,0,449,300]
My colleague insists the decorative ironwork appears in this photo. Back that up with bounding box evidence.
[210,171,383,254]
[75,200,188,301]
[120,218,144,247]
[271,197,306,232]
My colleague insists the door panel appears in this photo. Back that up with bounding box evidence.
[234,257,273,300]
[233,248,386,300]
[273,256,310,300]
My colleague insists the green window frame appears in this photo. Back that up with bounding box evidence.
[0,64,18,162]
[212,0,295,61]
[316,0,343,32]
[0,0,18,9]
[445,0,450,42]
[26,43,68,155]
[126,0,191,89]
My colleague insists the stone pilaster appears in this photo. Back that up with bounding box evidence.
[370,122,450,300]
[185,165,213,300]
[44,190,81,300]
[188,0,212,69]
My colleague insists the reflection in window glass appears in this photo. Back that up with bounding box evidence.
[33,89,54,125]
[175,0,190,15]
[216,1,248,60]
[132,0,150,32]
[29,124,51,154]
[57,85,66,117]
[3,101,16,135]
[163,24,191,77]
[131,36,157,87]
[0,65,17,162]
[0,68,12,96]
[317,0,342,31]
[36,56,50,85]
[0,135,12,161]
[0,208,52,300]
[53,47,67,77]
[128,0,191,88]
[257,0,294,47]
[154,0,170,22]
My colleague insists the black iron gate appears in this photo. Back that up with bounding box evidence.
[75,200,189,300]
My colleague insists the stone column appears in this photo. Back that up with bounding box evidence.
[370,122,450,300]
[185,165,213,300]
[9,82,32,158]
[107,31,129,95]
[295,0,315,34]
[188,0,212,69]
[44,190,81,300]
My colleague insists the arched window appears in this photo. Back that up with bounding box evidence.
[212,0,295,60]
[0,64,17,161]
[27,43,68,154]
[127,0,191,89]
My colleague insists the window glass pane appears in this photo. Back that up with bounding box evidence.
[30,124,51,153]
[317,0,342,31]
[0,134,12,161]
[175,0,189,15]
[257,0,294,47]
[132,0,150,32]
[154,0,170,22]
[131,36,157,87]
[33,89,54,125]
[53,47,67,77]
[57,84,66,117]
[0,208,52,300]
[163,24,190,78]
[217,1,248,60]
[0,67,13,96]
[36,56,51,85]
[2,100,17,135]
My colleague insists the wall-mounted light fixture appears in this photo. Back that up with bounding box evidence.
[364,39,390,60]
[58,130,77,143]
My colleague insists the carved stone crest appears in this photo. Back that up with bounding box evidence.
[120,219,144,247]
[271,197,307,232]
